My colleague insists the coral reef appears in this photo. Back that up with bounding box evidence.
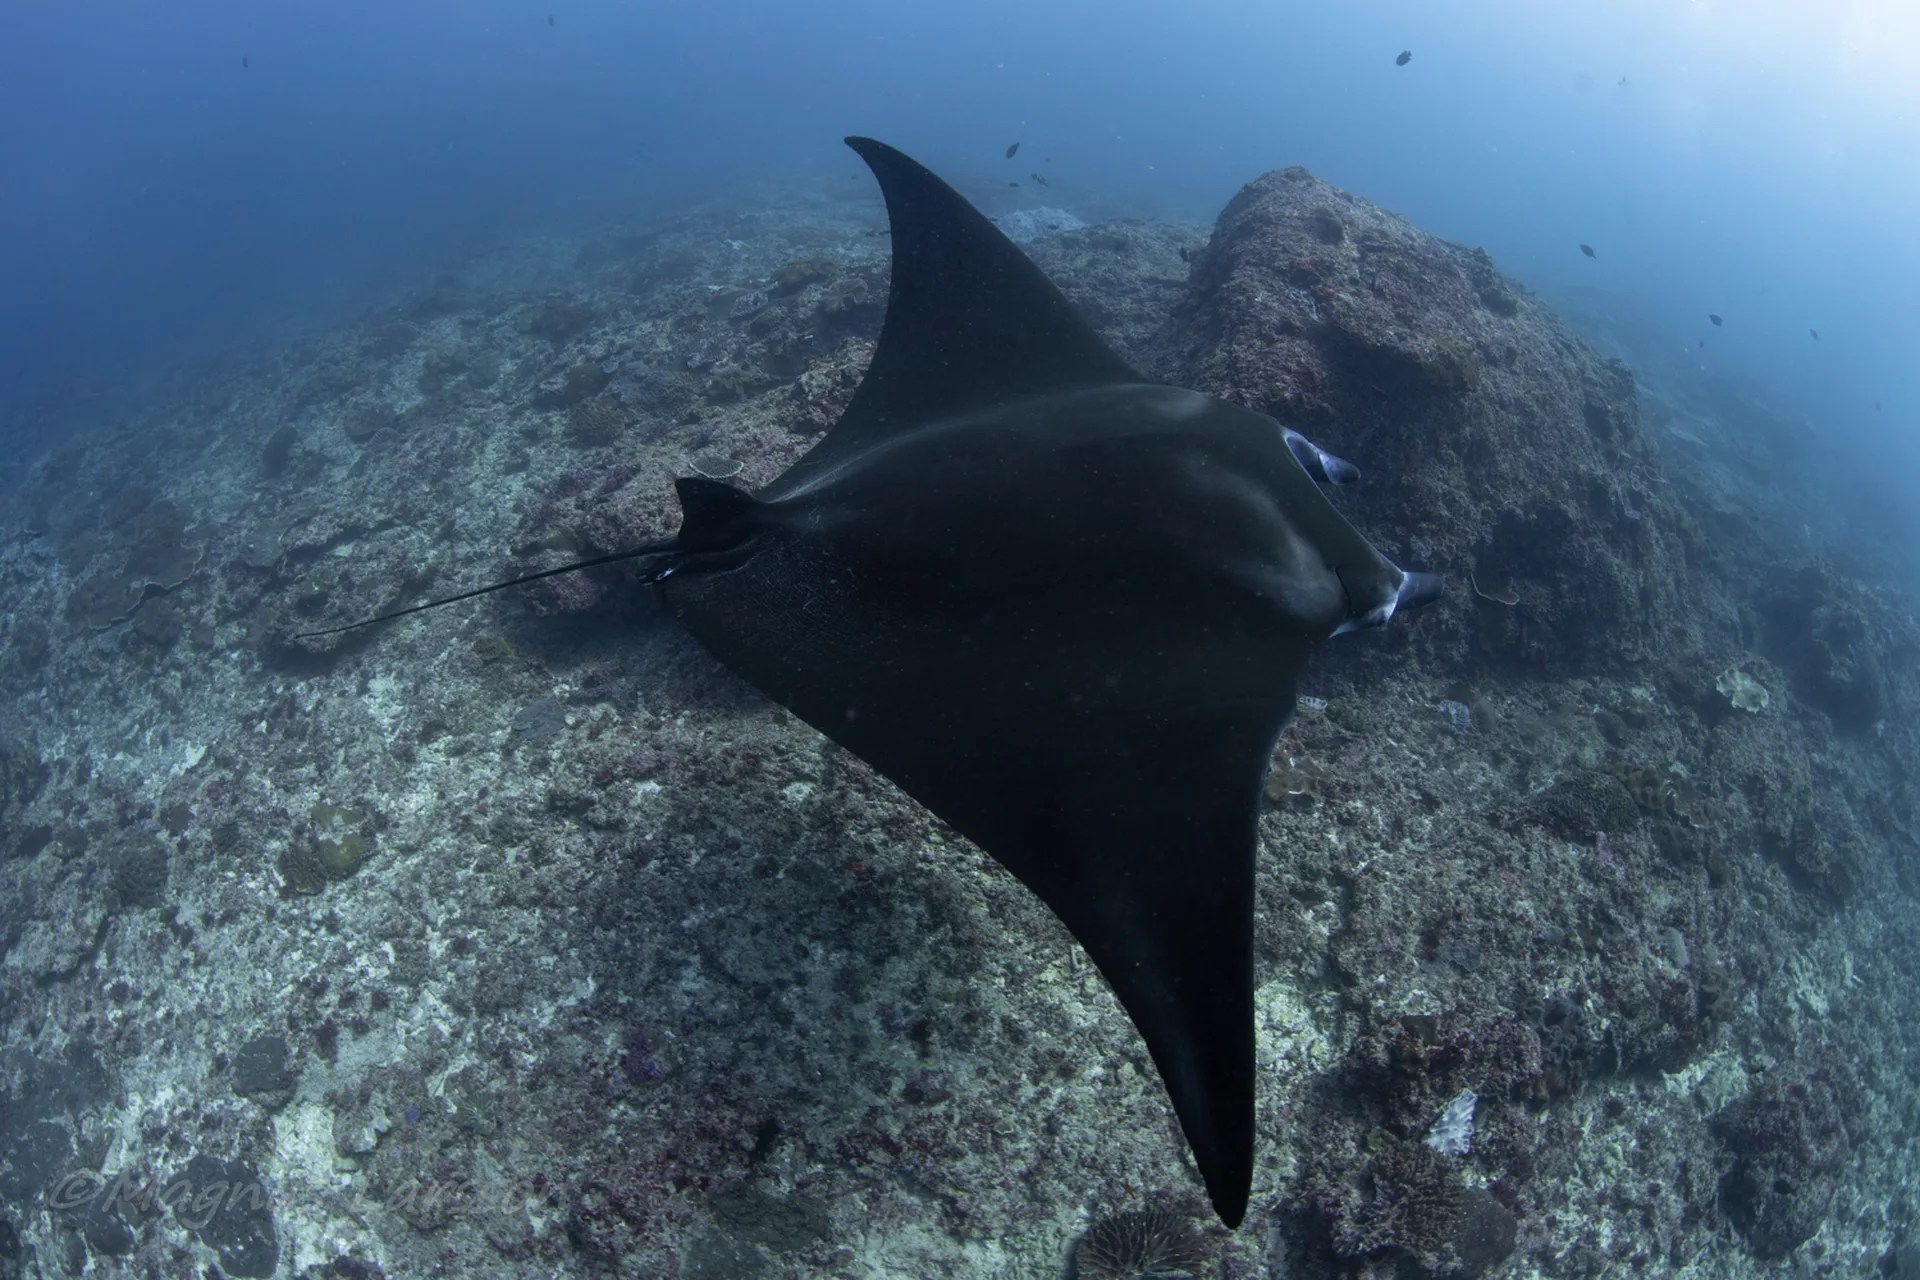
[343,401,398,444]
[521,295,601,345]
[1304,1136,1516,1278]
[1711,1072,1852,1259]
[0,155,1915,1280]
[565,394,625,447]
[540,360,614,410]
[1169,165,1701,675]
[278,801,375,893]
[1522,769,1639,839]
[1759,564,1896,730]
[261,424,300,475]
[60,496,207,630]
[768,257,840,295]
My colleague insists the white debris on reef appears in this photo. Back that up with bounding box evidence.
[992,206,1089,243]
[1424,1087,1478,1156]
[1715,664,1769,712]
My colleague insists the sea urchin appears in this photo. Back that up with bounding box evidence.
[1074,1207,1208,1280]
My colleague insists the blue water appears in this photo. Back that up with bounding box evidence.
[2,0,1914,505]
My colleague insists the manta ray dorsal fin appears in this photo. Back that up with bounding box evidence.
[772,137,1140,494]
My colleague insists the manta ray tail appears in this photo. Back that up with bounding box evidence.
[288,477,776,641]
[288,538,683,639]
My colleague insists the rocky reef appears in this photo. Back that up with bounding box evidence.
[0,160,1916,1280]
[1172,166,1701,678]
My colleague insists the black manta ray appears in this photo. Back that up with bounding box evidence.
[304,137,1439,1227]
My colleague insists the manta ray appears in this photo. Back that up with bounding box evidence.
[304,136,1439,1227]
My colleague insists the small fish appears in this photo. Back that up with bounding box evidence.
[1875,401,1882,410]
[1617,76,1627,86]
[1698,339,1705,348]
[1708,313,1723,326]
[1579,244,1595,258]
[242,55,249,69]
[548,12,555,24]
[1396,50,1412,66]
[1005,142,1020,159]
[1029,172,1048,186]
[1809,328,1820,341]
[1007,181,1019,188]
[1179,247,1190,263]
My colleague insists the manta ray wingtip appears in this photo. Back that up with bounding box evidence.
[1333,565,1443,636]
[1398,570,1443,612]
[1282,426,1361,485]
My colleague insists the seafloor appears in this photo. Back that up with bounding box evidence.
[0,161,1916,1280]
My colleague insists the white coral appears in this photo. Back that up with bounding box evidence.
[1715,665,1769,713]
[1424,1088,1478,1157]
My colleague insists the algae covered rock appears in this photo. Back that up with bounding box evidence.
[769,256,840,295]
[522,294,601,345]
[1311,1135,1519,1277]
[543,360,614,409]
[1,619,51,679]
[63,573,147,631]
[343,401,398,444]
[1171,164,1699,674]
[260,424,299,476]
[705,1181,832,1253]
[169,1154,279,1278]
[566,394,625,446]
[1712,1073,1850,1260]
[1526,770,1638,839]
[278,801,374,894]
[130,597,185,649]
[230,1033,297,1110]
[107,835,170,909]
[61,497,208,631]
[310,801,372,876]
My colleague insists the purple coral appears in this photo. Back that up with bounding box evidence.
[620,1030,665,1084]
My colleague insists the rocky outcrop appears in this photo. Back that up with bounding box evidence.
[1169,166,1703,674]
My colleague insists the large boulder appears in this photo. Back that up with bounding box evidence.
[1169,166,1701,674]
